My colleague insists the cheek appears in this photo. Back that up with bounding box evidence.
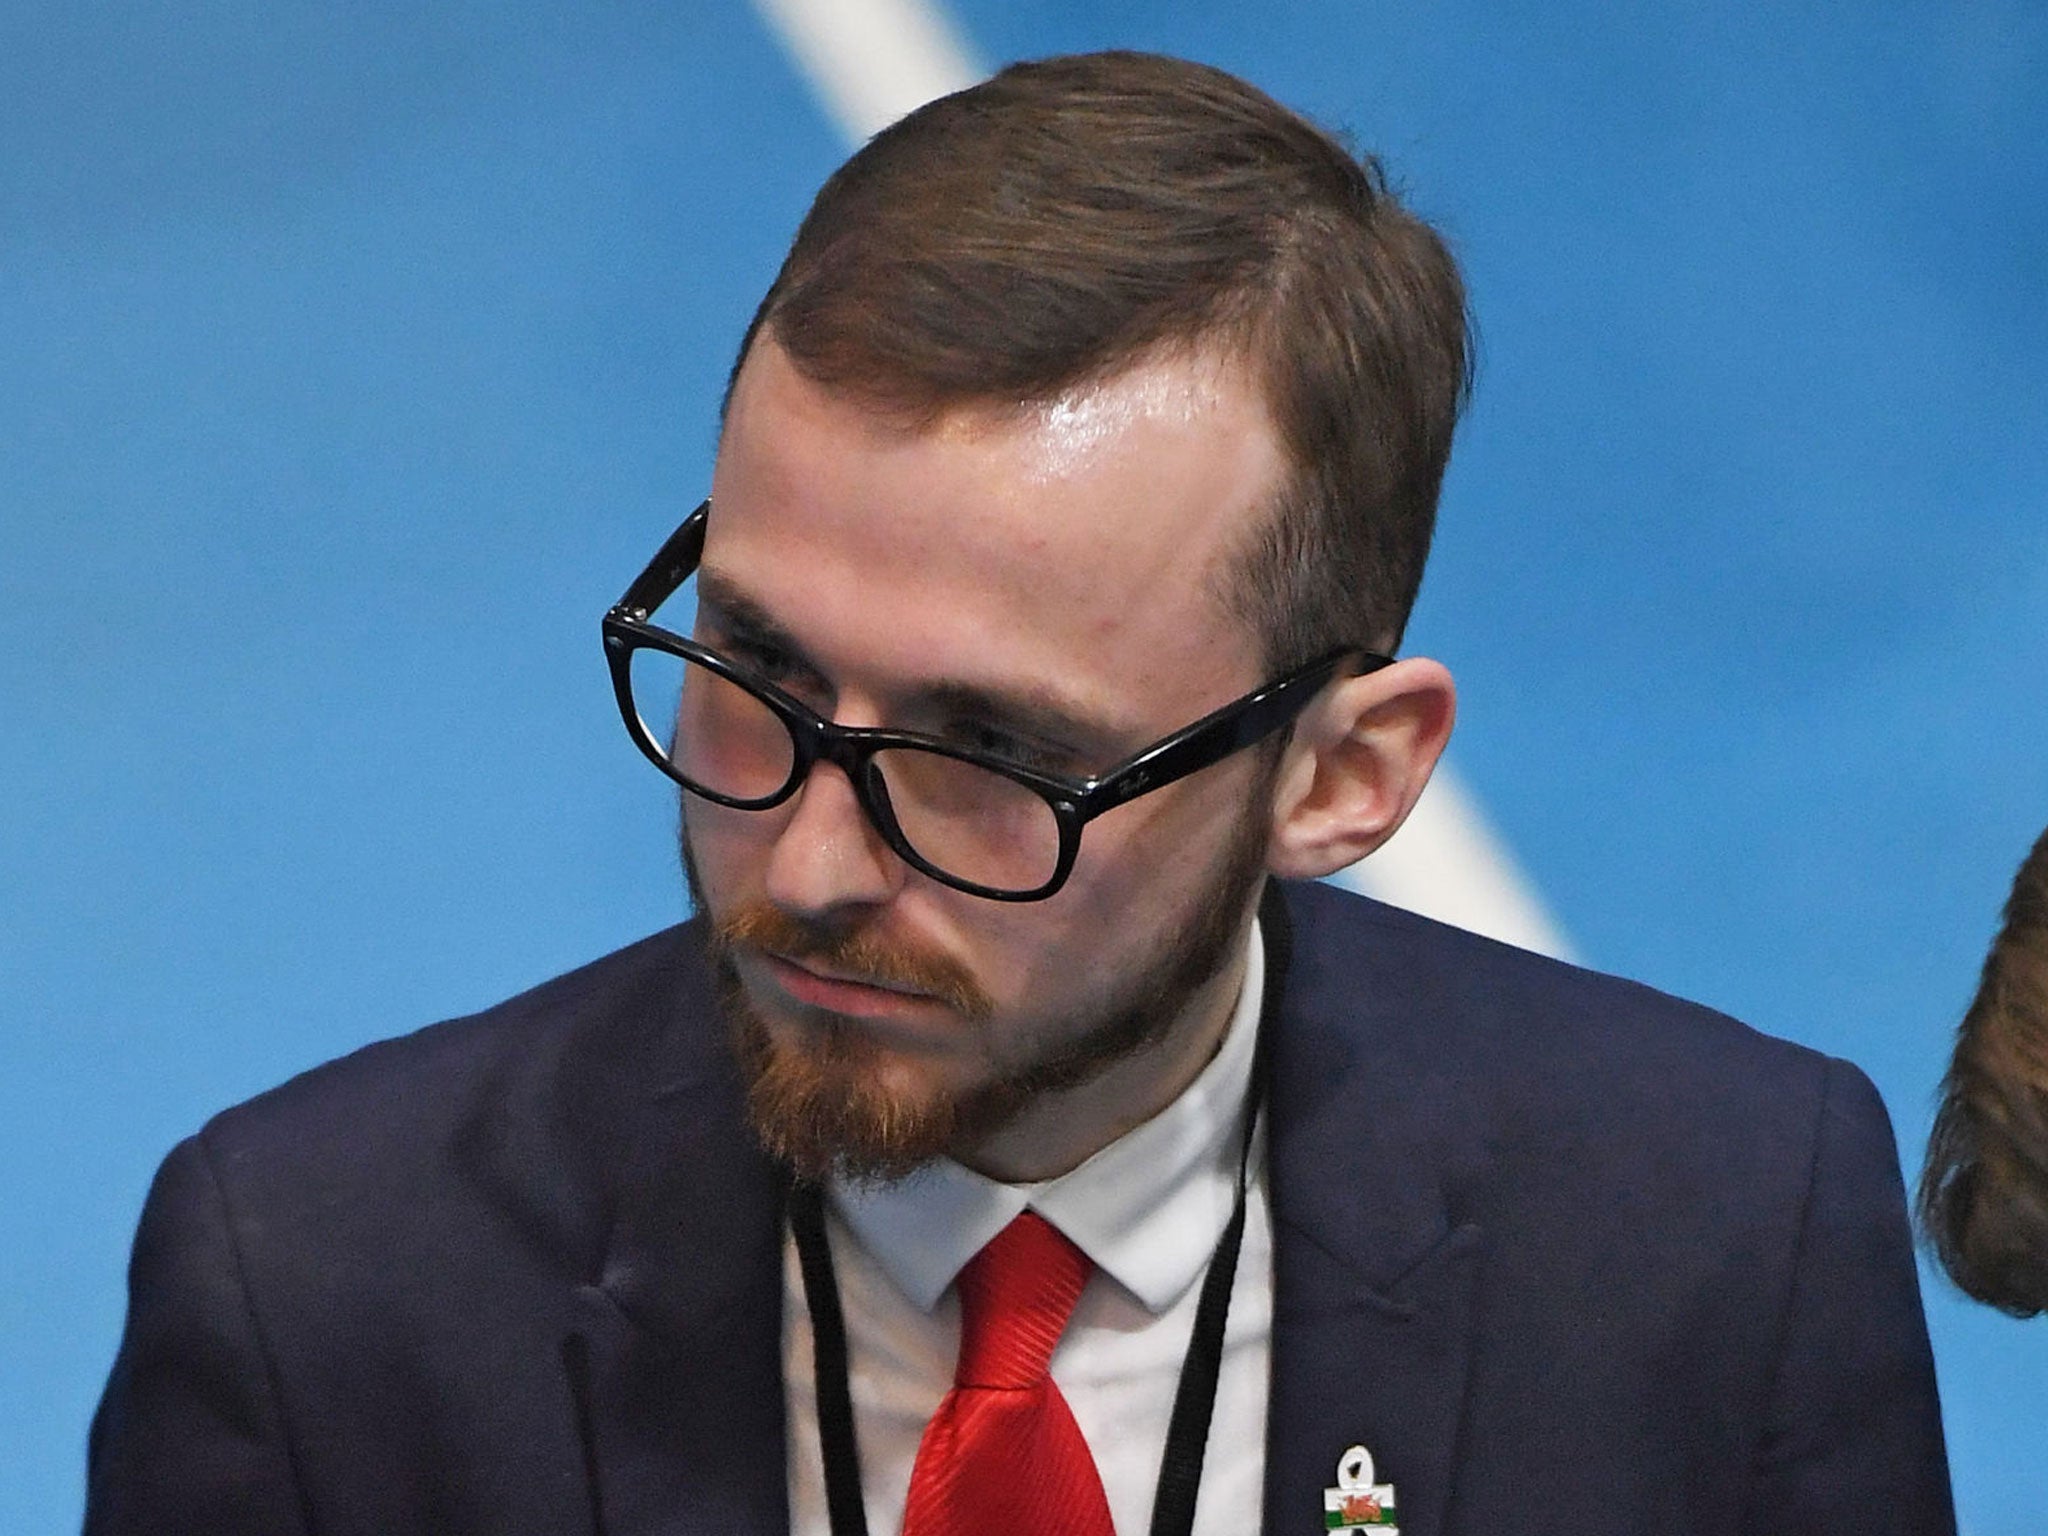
[988,807,1192,994]
[1011,768,1266,973]
[682,800,780,908]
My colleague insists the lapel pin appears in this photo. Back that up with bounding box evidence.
[1323,1443,1398,1531]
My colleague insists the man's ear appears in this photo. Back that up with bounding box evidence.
[1265,657,1456,880]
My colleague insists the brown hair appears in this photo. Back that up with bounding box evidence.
[727,51,1472,662]
[1920,824,2048,1316]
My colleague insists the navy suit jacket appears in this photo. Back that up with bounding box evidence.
[86,881,1954,1534]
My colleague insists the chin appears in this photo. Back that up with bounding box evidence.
[723,969,998,1184]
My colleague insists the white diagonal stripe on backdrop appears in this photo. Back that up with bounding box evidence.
[752,0,981,142]
[747,0,1577,959]
[1332,769,1575,959]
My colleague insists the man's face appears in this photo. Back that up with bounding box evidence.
[687,338,1290,1182]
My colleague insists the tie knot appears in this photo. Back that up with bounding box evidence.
[952,1210,1093,1389]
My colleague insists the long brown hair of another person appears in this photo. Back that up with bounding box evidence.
[1921,824,2048,1316]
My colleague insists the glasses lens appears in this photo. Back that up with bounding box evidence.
[869,748,1063,894]
[628,647,796,804]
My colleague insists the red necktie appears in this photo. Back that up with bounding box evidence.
[901,1210,1117,1536]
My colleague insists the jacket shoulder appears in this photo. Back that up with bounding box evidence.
[207,921,710,1135]
[1270,878,1900,1220]
[189,920,722,1275]
[1277,876,1838,1096]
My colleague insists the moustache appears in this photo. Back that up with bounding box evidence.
[713,903,994,1021]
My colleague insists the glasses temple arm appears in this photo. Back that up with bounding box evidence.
[1090,649,1385,808]
[612,501,710,618]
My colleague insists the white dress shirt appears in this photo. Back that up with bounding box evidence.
[783,921,1271,1536]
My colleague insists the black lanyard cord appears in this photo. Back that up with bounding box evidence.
[791,1179,871,1536]
[1146,1170,1250,1536]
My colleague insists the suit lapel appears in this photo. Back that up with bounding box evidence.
[564,936,791,1536]
[1262,883,1487,1536]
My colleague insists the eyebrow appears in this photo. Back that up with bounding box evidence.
[695,569,824,681]
[693,566,1132,761]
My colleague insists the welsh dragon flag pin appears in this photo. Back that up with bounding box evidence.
[1322,1443,1398,1532]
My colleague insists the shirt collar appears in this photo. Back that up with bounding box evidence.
[831,915,1265,1316]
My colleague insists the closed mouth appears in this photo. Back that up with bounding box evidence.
[754,951,951,1021]
[769,951,932,998]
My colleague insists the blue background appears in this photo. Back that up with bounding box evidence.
[3,2,2042,1529]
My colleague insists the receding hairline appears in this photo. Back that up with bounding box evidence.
[721,325,1299,664]
[724,308,1271,433]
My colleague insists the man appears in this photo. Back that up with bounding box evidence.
[87,52,1952,1536]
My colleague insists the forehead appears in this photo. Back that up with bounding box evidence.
[706,340,1285,727]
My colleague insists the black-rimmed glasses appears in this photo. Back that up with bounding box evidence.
[603,501,1390,901]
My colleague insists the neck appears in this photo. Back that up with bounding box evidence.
[950,921,1258,1184]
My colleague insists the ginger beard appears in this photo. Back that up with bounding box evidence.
[683,759,1277,1184]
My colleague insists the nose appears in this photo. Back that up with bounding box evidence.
[760,758,906,918]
